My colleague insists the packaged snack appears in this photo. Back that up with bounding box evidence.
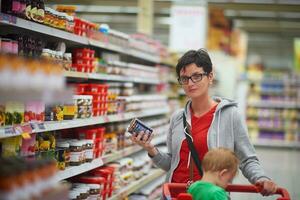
[20,133,36,157]
[0,136,22,157]
[5,101,24,125]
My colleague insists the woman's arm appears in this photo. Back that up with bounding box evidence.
[232,108,277,195]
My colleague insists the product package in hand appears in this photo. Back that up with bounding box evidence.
[127,118,153,135]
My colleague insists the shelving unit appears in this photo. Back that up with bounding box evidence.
[246,75,300,147]
[55,133,167,181]
[64,71,161,85]
[108,169,165,200]
[0,107,170,138]
[0,10,173,200]
[0,13,160,63]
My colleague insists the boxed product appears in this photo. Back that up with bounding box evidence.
[36,132,56,159]
[0,136,22,157]
[20,133,36,157]
[5,101,24,125]
[24,101,45,122]
[45,104,64,121]
[63,99,78,120]
[73,95,93,118]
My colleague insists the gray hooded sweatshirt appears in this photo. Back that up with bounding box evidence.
[151,97,270,184]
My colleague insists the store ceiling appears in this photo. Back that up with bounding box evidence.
[46,0,300,43]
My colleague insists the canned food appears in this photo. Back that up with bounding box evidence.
[127,118,153,135]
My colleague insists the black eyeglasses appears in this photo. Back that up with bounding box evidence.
[178,73,208,85]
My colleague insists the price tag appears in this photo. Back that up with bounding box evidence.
[4,127,15,135]
[21,132,31,139]
[37,123,46,130]
[0,13,16,24]
[14,125,23,135]
[13,124,32,138]
[103,116,110,123]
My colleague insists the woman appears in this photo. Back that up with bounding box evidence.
[131,49,277,196]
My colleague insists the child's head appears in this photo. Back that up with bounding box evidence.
[202,148,239,188]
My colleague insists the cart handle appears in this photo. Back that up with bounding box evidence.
[226,184,291,200]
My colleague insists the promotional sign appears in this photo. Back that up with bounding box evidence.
[169,5,207,52]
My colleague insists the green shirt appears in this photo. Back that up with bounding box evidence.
[187,181,228,200]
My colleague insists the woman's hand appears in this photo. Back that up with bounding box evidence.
[256,179,277,196]
[130,131,158,157]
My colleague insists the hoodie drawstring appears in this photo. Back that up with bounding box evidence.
[217,109,221,147]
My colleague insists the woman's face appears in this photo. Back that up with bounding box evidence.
[179,63,213,99]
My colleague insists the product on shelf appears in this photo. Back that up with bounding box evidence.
[0,38,18,54]
[0,157,67,200]
[56,140,70,170]
[0,54,65,94]
[63,98,77,120]
[0,136,21,157]
[73,95,93,118]
[72,176,105,200]
[20,132,36,157]
[103,125,118,155]
[45,104,64,121]
[36,132,56,159]
[73,84,109,117]
[246,73,300,143]
[5,101,24,125]
[72,48,96,73]
[24,101,45,122]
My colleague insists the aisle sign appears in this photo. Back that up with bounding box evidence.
[169,5,207,52]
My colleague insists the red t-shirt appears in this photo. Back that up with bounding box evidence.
[171,104,217,183]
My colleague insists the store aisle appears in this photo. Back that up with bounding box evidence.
[232,148,299,200]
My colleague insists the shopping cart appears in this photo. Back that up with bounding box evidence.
[162,183,291,200]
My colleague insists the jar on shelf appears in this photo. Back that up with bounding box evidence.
[87,184,100,200]
[85,139,94,162]
[69,140,83,166]
[81,140,87,163]
[56,141,70,170]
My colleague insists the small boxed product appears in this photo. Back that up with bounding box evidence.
[36,132,56,159]
[5,101,24,125]
[45,104,64,121]
[73,95,93,118]
[0,136,22,157]
[63,99,78,120]
[20,133,36,157]
[24,101,45,122]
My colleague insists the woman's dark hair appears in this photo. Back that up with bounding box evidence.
[176,49,212,77]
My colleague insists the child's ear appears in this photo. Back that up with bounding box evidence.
[219,169,228,177]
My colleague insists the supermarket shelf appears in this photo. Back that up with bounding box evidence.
[108,169,165,200]
[248,126,299,132]
[56,145,142,181]
[55,132,167,181]
[248,79,300,85]
[129,49,160,63]
[247,102,300,109]
[0,13,88,45]
[64,71,160,85]
[252,140,300,149]
[55,158,103,181]
[0,13,160,63]
[0,107,170,139]
[120,95,167,102]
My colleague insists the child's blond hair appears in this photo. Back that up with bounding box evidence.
[202,148,239,174]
